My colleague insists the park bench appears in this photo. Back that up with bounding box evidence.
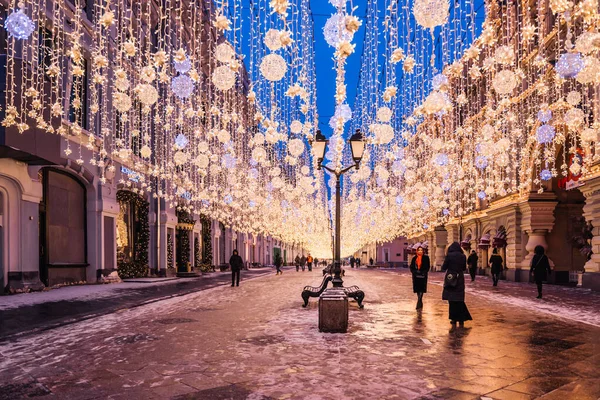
[301,275,333,307]
[344,285,365,308]
[322,264,346,276]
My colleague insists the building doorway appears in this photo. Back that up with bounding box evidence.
[39,169,87,286]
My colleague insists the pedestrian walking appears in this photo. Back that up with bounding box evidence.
[489,248,503,287]
[467,250,478,282]
[409,246,430,310]
[350,257,355,268]
[530,245,552,299]
[300,255,306,271]
[314,258,319,267]
[229,249,243,287]
[275,254,283,275]
[295,255,301,272]
[307,254,313,271]
[356,258,361,268]
[369,257,374,266]
[442,242,473,330]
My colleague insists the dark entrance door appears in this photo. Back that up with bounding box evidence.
[40,169,87,286]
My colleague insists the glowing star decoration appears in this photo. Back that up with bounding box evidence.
[212,65,236,91]
[5,8,35,40]
[140,145,151,159]
[260,54,287,81]
[536,124,556,144]
[134,84,159,106]
[493,70,518,95]
[171,75,195,99]
[556,52,584,78]
[175,134,189,149]
[537,109,552,123]
[435,153,449,166]
[413,0,449,29]
[540,169,552,181]
[173,58,192,74]
[323,13,354,47]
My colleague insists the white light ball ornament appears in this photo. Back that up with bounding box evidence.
[323,13,354,47]
[135,84,159,106]
[556,52,584,79]
[215,42,235,63]
[260,54,287,81]
[264,29,283,51]
[171,75,195,99]
[377,107,393,122]
[288,138,305,157]
[173,58,192,74]
[212,65,236,91]
[492,70,518,95]
[5,8,35,40]
[413,0,449,29]
[290,120,303,134]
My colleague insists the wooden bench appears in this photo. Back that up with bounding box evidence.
[322,265,346,276]
[301,275,333,307]
[344,286,365,308]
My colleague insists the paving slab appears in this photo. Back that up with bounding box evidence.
[0,268,598,399]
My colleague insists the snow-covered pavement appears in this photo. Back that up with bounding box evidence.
[0,268,598,399]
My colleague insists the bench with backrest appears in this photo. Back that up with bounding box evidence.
[343,286,365,308]
[301,275,333,307]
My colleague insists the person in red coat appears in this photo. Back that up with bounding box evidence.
[409,246,430,310]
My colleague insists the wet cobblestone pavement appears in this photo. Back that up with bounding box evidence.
[1,267,599,399]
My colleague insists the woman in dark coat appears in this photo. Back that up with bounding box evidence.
[409,246,430,310]
[530,245,552,298]
[442,242,473,329]
[274,254,283,275]
[489,248,504,287]
[229,250,244,287]
[467,250,478,282]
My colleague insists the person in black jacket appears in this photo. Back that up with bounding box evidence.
[409,246,430,310]
[275,254,283,275]
[489,248,503,287]
[530,245,552,298]
[467,250,478,282]
[442,242,473,329]
[229,249,243,287]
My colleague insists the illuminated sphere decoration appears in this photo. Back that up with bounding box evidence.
[260,54,287,81]
[377,106,393,122]
[555,52,584,79]
[288,138,305,157]
[432,73,449,91]
[135,84,159,106]
[222,153,237,169]
[173,58,192,74]
[212,65,236,91]
[413,0,449,29]
[323,13,354,47]
[477,190,487,200]
[171,75,195,99]
[537,109,552,123]
[576,56,600,84]
[264,29,283,51]
[290,120,303,134]
[564,108,585,130]
[492,69,518,95]
[536,124,556,144]
[581,128,597,142]
[335,103,352,121]
[175,133,189,149]
[475,155,488,169]
[113,92,132,113]
[540,169,552,181]
[215,42,235,63]
[435,153,449,166]
[5,9,35,40]
[140,145,151,159]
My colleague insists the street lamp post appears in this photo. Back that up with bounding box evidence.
[312,129,365,288]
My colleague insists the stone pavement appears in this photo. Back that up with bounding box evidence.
[0,267,599,399]
[0,268,272,340]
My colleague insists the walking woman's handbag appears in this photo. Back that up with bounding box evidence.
[444,272,458,288]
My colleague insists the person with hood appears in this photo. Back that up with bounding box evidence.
[530,245,552,298]
[409,246,430,310]
[275,254,283,275]
[442,242,473,329]
[467,250,479,282]
[295,255,301,272]
[229,249,244,287]
[489,248,504,287]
